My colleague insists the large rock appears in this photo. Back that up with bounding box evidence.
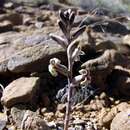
[108,66,130,97]
[0,30,65,74]
[66,0,130,12]
[1,77,40,107]
[8,0,58,6]
[81,49,129,90]
[111,109,130,130]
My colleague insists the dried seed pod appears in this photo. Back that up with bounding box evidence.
[50,34,68,49]
[72,25,86,41]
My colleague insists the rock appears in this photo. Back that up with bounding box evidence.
[4,2,14,9]
[99,102,130,128]
[0,20,13,33]
[116,102,130,112]
[35,21,44,29]
[108,66,130,97]
[9,0,58,7]
[0,30,65,74]
[11,104,30,128]
[21,110,50,130]
[123,34,130,46]
[0,112,7,130]
[57,104,66,113]
[40,94,50,107]
[0,12,23,25]
[73,119,86,125]
[81,49,130,90]
[43,112,54,122]
[111,109,130,130]
[8,126,16,130]
[82,49,128,70]
[1,77,40,107]
[102,107,117,128]
[66,0,130,13]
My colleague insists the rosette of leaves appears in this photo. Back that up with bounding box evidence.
[48,9,89,130]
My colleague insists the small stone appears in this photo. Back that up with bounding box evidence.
[55,111,64,118]
[91,104,98,111]
[0,113,7,130]
[21,110,51,130]
[95,95,99,99]
[0,20,13,33]
[115,100,120,105]
[57,104,66,113]
[44,112,54,121]
[109,97,114,102]
[35,21,44,29]
[4,2,14,9]
[8,126,16,130]
[23,15,33,26]
[11,104,30,128]
[73,104,84,111]
[73,119,85,125]
[99,92,107,99]
[41,108,47,114]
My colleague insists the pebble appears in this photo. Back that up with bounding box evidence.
[57,104,66,113]
[0,113,7,130]
[35,21,44,29]
[73,119,86,125]
[4,2,14,9]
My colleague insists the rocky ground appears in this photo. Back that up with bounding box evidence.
[0,1,130,130]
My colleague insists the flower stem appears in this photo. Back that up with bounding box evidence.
[64,56,73,130]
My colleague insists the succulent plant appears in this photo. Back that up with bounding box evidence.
[49,9,90,130]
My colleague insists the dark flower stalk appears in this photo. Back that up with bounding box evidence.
[49,9,87,130]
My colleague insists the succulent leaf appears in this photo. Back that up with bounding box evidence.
[50,34,67,49]
[69,12,75,26]
[58,20,68,37]
[67,40,80,60]
[59,10,68,25]
[72,25,86,41]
